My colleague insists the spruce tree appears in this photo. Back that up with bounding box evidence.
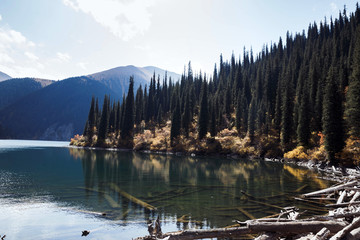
[322,66,345,164]
[210,101,217,137]
[297,90,310,146]
[97,95,110,146]
[198,80,208,139]
[181,93,191,137]
[170,97,181,145]
[345,28,360,138]
[85,96,96,142]
[235,91,242,133]
[135,85,143,126]
[121,77,135,141]
[247,98,256,143]
[281,84,293,151]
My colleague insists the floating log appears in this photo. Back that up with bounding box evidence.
[109,183,156,211]
[104,194,121,208]
[302,181,357,198]
[247,199,284,210]
[294,197,329,206]
[295,184,309,193]
[237,207,256,220]
[148,188,203,204]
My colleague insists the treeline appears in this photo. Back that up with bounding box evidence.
[82,4,360,165]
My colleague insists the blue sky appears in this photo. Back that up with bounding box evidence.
[0,0,358,79]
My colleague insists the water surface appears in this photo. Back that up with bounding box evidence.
[0,140,332,239]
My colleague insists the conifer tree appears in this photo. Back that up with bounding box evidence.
[97,95,110,146]
[297,90,310,146]
[85,96,96,142]
[121,77,135,141]
[198,80,208,139]
[247,98,256,142]
[281,83,293,151]
[170,97,181,145]
[345,28,360,138]
[322,66,345,164]
[181,93,191,137]
[235,91,242,133]
[135,85,143,126]
[115,101,121,134]
[210,101,217,137]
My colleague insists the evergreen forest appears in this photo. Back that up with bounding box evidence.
[72,4,360,166]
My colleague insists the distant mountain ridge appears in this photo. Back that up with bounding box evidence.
[0,71,11,82]
[0,78,53,111]
[0,65,180,140]
[88,65,180,97]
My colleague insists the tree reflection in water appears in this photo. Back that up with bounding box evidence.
[69,148,331,229]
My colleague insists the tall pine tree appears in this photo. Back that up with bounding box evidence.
[322,66,345,164]
[198,80,208,139]
[121,77,135,142]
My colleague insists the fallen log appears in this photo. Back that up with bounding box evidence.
[151,221,347,240]
[350,191,360,203]
[310,227,330,240]
[336,190,347,204]
[104,194,121,208]
[109,183,156,211]
[247,220,346,234]
[330,217,360,240]
[326,200,360,208]
[348,227,360,240]
[302,181,358,198]
[237,207,256,220]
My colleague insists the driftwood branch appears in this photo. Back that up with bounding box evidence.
[310,227,330,240]
[137,221,347,240]
[302,181,357,198]
[329,217,360,240]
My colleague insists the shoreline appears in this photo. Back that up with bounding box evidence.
[69,143,360,184]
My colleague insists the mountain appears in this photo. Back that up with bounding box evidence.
[0,78,53,110]
[0,65,179,141]
[88,65,180,96]
[0,77,120,140]
[0,71,11,82]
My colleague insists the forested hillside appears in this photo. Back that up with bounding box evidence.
[74,4,360,166]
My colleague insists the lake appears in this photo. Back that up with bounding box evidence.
[0,140,332,239]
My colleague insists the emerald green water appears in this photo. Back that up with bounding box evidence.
[0,140,332,239]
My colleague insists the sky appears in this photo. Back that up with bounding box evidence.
[0,0,358,80]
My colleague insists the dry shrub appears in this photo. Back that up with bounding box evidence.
[339,137,360,165]
[308,145,326,161]
[218,128,238,137]
[284,146,309,160]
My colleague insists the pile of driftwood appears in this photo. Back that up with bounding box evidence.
[136,178,360,240]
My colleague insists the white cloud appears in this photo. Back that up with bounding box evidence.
[25,51,39,61]
[0,26,49,78]
[63,0,156,41]
[77,62,88,70]
[0,14,2,21]
[56,52,71,62]
[330,2,338,13]
[0,52,14,63]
